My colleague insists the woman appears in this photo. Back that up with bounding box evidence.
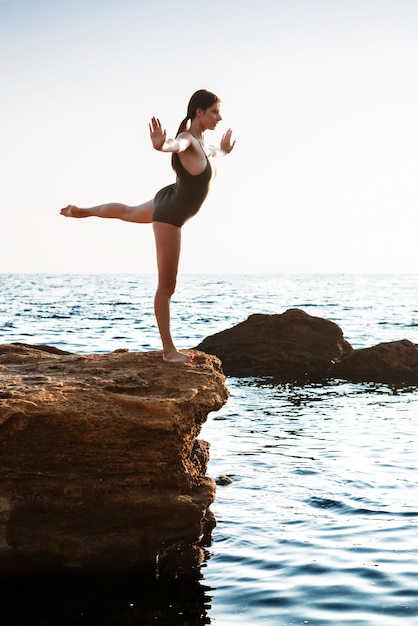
[60,89,235,363]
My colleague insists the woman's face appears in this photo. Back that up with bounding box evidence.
[198,102,222,131]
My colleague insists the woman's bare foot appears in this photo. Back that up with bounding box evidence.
[163,349,194,364]
[60,205,85,218]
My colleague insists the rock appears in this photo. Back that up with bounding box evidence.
[195,309,353,381]
[215,475,234,486]
[0,344,228,576]
[330,339,418,385]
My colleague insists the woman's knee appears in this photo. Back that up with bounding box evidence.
[156,277,177,298]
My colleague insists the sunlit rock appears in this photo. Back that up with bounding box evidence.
[195,308,353,381]
[0,344,228,576]
[330,339,418,385]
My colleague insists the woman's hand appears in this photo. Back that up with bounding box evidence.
[149,117,166,150]
[220,128,236,154]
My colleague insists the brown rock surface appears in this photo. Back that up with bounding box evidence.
[0,344,228,575]
[330,339,418,385]
[195,308,353,381]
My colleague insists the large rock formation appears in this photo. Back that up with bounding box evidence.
[330,339,418,385]
[0,344,228,576]
[195,308,353,381]
[196,309,418,386]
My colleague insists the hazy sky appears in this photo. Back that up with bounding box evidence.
[1,0,417,274]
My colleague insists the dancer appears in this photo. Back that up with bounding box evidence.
[60,89,235,363]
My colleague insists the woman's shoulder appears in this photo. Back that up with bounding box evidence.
[176,131,200,148]
[177,130,193,140]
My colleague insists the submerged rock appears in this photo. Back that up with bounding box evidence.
[0,344,228,576]
[330,339,418,385]
[195,308,353,382]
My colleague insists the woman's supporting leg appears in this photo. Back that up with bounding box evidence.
[60,200,154,223]
[152,221,192,363]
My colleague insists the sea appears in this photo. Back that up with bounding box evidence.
[1,273,418,626]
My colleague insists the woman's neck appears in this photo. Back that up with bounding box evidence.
[189,120,204,140]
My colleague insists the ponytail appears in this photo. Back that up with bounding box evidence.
[176,116,191,136]
[171,116,189,169]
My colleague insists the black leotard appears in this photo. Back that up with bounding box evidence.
[152,151,213,228]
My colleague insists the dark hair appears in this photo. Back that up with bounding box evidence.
[172,89,220,168]
[176,89,220,135]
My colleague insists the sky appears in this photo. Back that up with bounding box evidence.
[1,0,417,274]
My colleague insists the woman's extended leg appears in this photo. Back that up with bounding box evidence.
[60,200,154,223]
[153,222,192,363]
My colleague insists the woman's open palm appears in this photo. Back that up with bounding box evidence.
[220,128,235,154]
[149,117,166,150]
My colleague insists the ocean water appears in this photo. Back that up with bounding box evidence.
[1,273,418,625]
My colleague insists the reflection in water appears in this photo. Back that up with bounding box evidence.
[0,564,214,625]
